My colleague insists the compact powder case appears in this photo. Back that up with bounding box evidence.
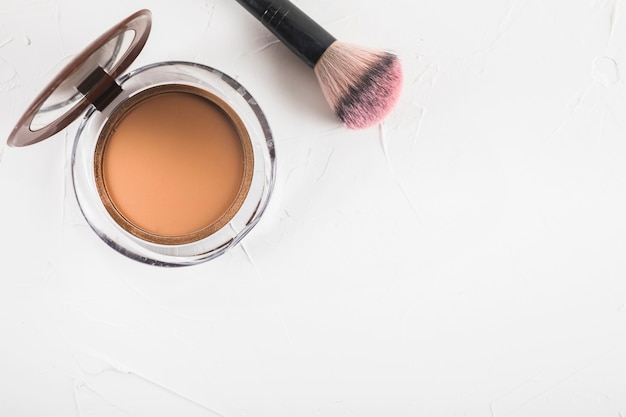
[7,10,276,266]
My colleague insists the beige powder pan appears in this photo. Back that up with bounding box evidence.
[7,10,275,266]
[95,85,254,245]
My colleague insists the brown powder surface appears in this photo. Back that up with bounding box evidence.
[102,92,245,237]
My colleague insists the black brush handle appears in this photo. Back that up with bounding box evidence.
[234,0,336,68]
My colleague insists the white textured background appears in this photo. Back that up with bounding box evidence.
[2,0,626,416]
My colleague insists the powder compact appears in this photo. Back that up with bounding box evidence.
[7,9,276,266]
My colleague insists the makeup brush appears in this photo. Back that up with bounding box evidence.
[234,0,403,129]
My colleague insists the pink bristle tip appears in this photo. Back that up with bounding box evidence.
[339,54,403,130]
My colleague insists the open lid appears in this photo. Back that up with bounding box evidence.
[7,9,152,147]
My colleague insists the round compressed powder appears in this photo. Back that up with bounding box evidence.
[97,87,252,243]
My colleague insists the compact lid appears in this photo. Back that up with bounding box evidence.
[7,9,152,147]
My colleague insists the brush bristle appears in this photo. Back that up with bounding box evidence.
[313,41,403,129]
